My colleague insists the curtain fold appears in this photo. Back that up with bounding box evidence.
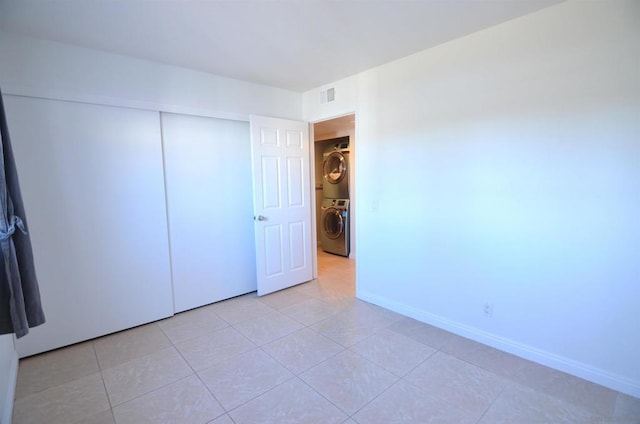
[0,88,45,338]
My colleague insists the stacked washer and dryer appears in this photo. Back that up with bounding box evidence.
[320,137,350,257]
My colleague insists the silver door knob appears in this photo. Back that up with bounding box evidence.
[255,215,267,221]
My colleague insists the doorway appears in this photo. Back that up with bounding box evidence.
[312,114,356,285]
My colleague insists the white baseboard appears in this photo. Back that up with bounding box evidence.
[1,350,18,424]
[357,289,640,398]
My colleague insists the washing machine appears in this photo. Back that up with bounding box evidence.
[322,138,350,199]
[320,198,350,257]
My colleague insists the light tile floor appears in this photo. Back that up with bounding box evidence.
[13,251,640,423]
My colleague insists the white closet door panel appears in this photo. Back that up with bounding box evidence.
[161,113,256,312]
[4,95,173,357]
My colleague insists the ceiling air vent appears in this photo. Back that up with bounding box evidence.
[320,87,336,104]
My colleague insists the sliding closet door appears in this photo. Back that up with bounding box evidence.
[5,95,173,357]
[161,113,256,312]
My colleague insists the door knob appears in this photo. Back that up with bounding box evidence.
[255,215,267,221]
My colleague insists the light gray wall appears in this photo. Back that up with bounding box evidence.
[304,0,640,397]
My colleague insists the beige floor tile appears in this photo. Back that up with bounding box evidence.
[404,351,507,418]
[280,298,344,326]
[293,252,355,301]
[501,356,562,389]
[313,283,355,302]
[444,335,618,417]
[233,310,304,346]
[614,393,640,421]
[310,302,398,347]
[15,341,99,399]
[341,300,404,324]
[198,348,293,410]
[158,305,229,344]
[441,335,530,379]
[75,409,115,424]
[387,317,457,349]
[300,350,398,415]
[208,414,235,424]
[350,328,436,377]
[479,383,601,424]
[175,326,256,371]
[262,328,344,374]
[288,280,325,298]
[93,323,172,370]
[533,368,618,417]
[444,334,550,398]
[310,315,376,347]
[211,294,275,324]
[112,375,224,424]
[291,276,354,302]
[229,378,347,424]
[13,373,110,424]
[257,289,313,310]
[353,380,477,424]
[102,347,192,406]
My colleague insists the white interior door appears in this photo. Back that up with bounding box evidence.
[250,115,313,295]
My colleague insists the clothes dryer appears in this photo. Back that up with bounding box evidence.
[320,198,350,257]
[322,138,349,199]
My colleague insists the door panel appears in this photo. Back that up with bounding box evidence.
[6,96,173,357]
[287,157,304,206]
[264,224,283,277]
[251,115,312,295]
[161,113,256,312]
[289,222,306,270]
[262,156,281,209]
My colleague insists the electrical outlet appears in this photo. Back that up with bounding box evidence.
[483,303,493,318]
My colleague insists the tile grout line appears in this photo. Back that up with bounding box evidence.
[91,340,117,424]
[172,320,259,418]
[294,374,355,420]
[220,374,300,418]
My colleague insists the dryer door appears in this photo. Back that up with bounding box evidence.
[323,207,344,240]
[323,151,347,185]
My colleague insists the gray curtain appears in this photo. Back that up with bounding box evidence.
[0,88,45,338]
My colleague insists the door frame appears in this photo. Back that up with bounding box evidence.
[308,111,357,280]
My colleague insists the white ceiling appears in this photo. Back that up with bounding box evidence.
[0,0,561,92]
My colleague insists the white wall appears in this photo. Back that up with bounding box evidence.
[0,31,302,121]
[0,335,17,424]
[304,0,640,396]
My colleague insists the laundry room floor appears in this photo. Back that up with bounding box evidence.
[12,251,639,423]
